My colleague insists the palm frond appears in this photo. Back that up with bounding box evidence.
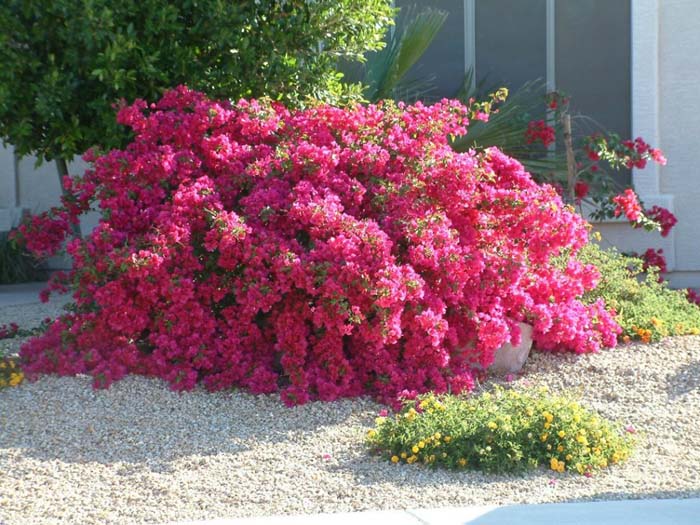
[363,5,448,103]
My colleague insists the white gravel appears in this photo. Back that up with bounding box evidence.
[1,298,700,525]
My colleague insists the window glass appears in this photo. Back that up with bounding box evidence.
[555,0,631,181]
[475,0,547,92]
[395,0,466,100]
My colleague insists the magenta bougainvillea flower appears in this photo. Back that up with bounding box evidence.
[15,86,620,405]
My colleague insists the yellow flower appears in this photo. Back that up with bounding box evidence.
[557,445,564,452]
[434,432,441,440]
[9,373,23,387]
[375,417,386,425]
[550,457,560,471]
[457,458,467,467]
[544,422,551,429]
[487,421,498,430]
[443,436,451,443]
[557,430,566,438]
[367,429,377,438]
[541,433,549,442]
[400,452,408,459]
[566,454,573,461]
[418,441,426,449]
[391,455,399,463]
[543,411,554,423]
[412,445,419,454]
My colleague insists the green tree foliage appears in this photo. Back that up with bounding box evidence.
[0,0,394,162]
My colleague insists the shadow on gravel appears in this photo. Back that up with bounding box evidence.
[0,375,376,471]
[666,359,700,400]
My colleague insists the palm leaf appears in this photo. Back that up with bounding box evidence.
[363,5,448,103]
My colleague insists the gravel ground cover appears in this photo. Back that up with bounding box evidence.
[1,297,700,525]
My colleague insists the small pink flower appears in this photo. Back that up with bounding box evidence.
[378,409,388,417]
[584,471,593,478]
[548,478,557,486]
[321,453,331,461]
[504,373,515,383]
[625,425,636,434]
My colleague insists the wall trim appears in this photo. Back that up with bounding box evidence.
[463,0,476,88]
[631,0,661,197]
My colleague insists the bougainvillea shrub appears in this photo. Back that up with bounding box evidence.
[15,87,619,405]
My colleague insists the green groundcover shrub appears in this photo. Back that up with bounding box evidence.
[579,243,700,342]
[366,387,635,475]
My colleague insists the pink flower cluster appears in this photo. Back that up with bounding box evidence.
[645,206,677,238]
[640,248,667,274]
[687,289,700,306]
[620,138,667,169]
[612,189,643,222]
[17,87,620,405]
[525,120,556,147]
[0,323,19,340]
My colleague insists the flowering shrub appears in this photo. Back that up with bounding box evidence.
[525,120,556,148]
[0,323,20,340]
[0,318,52,341]
[16,87,619,404]
[578,244,700,343]
[639,248,668,275]
[366,387,635,475]
[0,356,23,389]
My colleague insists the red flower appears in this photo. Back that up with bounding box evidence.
[612,189,643,222]
[525,120,556,147]
[574,181,589,200]
[646,205,677,237]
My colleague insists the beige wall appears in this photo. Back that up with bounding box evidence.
[595,0,700,288]
[0,145,99,268]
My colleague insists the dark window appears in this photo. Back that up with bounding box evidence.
[475,0,547,92]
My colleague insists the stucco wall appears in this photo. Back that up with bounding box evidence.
[658,2,700,284]
[0,145,98,268]
[594,0,700,288]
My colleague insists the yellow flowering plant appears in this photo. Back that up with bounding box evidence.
[366,386,635,475]
[577,243,700,343]
[0,356,24,389]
